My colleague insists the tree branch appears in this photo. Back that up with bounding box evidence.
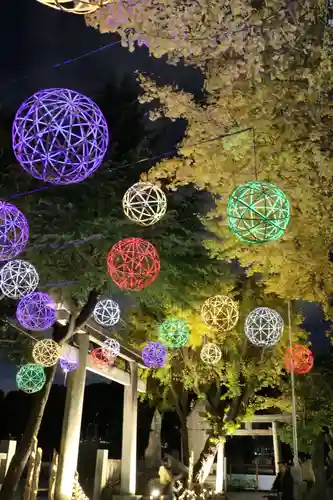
[74,288,100,331]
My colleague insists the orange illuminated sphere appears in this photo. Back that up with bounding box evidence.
[284,344,313,374]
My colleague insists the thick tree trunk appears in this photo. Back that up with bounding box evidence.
[308,433,330,500]
[180,421,189,467]
[192,436,218,485]
[0,365,57,500]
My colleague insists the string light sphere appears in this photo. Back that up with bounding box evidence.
[142,342,168,368]
[159,318,190,349]
[0,259,39,299]
[16,292,57,331]
[284,344,314,374]
[93,299,120,327]
[0,202,29,261]
[245,307,284,347]
[12,88,109,185]
[89,347,115,371]
[102,338,121,357]
[200,342,222,365]
[16,363,46,394]
[201,295,239,332]
[122,182,167,226]
[227,181,290,244]
[32,339,61,367]
[59,355,78,373]
[36,0,111,15]
[107,237,160,290]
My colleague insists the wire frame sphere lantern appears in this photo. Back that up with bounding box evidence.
[200,342,222,365]
[16,363,46,394]
[102,338,121,357]
[89,347,115,371]
[59,355,78,373]
[12,88,109,185]
[36,0,111,14]
[32,339,61,367]
[142,341,168,368]
[245,307,284,348]
[201,295,239,332]
[16,292,57,331]
[0,259,39,299]
[93,299,120,327]
[227,181,290,244]
[159,318,190,349]
[0,202,29,261]
[107,237,160,290]
[122,182,167,226]
[284,344,314,375]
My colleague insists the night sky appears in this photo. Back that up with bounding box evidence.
[0,0,330,394]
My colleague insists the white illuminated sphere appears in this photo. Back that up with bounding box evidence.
[102,338,121,357]
[32,339,61,367]
[200,342,222,365]
[245,307,284,347]
[122,182,167,226]
[0,260,39,299]
[201,295,239,332]
[93,299,120,327]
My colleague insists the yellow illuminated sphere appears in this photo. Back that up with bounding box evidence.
[32,339,61,367]
[201,295,239,332]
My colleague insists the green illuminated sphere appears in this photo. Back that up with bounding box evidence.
[16,363,46,394]
[227,181,290,243]
[159,318,190,349]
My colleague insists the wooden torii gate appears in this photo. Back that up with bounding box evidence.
[55,305,146,500]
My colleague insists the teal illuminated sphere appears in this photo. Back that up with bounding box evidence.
[16,363,46,394]
[227,181,290,243]
[159,318,190,348]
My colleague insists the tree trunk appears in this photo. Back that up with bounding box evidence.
[0,364,57,500]
[180,421,189,467]
[308,433,330,500]
[192,436,218,485]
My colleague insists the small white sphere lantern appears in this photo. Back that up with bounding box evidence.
[0,260,39,299]
[32,339,61,367]
[200,342,222,365]
[245,307,284,347]
[201,295,239,332]
[122,182,167,226]
[102,338,121,357]
[93,299,120,327]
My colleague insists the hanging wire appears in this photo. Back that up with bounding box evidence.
[287,300,298,465]
[252,128,258,180]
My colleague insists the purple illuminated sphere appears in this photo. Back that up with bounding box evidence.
[16,292,57,331]
[59,357,78,373]
[142,342,168,368]
[0,202,29,261]
[12,88,109,185]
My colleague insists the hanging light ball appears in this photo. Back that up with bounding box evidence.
[89,347,115,371]
[0,259,39,299]
[102,338,121,357]
[284,344,314,374]
[93,299,120,327]
[16,363,46,394]
[59,355,78,373]
[107,237,160,290]
[12,88,109,185]
[122,182,167,226]
[201,295,239,332]
[245,307,284,347]
[200,342,222,365]
[227,181,290,244]
[159,318,190,349]
[0,202,29,261]
[16,292,57,331]
[142,341,168,368]
[32,339,61,367]
[36,0,111,15]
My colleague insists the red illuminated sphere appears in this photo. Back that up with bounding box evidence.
[89,348,115,371]
[284,344,314,374]
[107,237,160,291]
